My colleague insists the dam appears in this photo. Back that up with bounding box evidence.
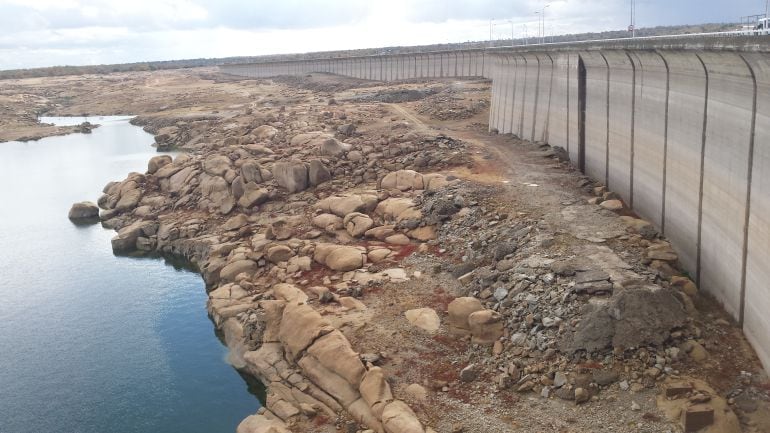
[221,35,770,374]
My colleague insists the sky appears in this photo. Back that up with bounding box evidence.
[0,0,764,70]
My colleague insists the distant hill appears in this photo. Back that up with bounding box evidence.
[0,22,739,80]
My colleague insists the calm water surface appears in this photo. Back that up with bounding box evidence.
[0,116,259,433]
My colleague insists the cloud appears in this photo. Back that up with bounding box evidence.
[0,0,762,69]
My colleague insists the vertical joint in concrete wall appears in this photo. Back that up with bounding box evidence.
[625,50,638,208]
[600,52,611,187]
[694,53,710,287]
[577,55,587,173]
[544,53,555,144]
[737,54,759,327]
[656,50,672,235]
[495,56,504,132]
[519,55,528,137]
[509,56,519,135]
[531,55,541,141]
[567,55,571,154]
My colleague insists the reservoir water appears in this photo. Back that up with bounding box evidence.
[0,117,259,433]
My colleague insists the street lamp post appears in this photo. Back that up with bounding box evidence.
[523,24,528,45]
[537,4,551,44]
[491,19,515,44]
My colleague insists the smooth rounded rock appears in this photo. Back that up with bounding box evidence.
[404,308,440,333]
[68,201,99,220]
[325,247,364,271]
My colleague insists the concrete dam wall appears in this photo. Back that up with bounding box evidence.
[219,36,770,372]
[219,49,490,80]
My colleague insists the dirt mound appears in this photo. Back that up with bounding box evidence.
[271,73,376,93]
[416,89,490,120]
[560,287,687,353]
[348,87,441,103]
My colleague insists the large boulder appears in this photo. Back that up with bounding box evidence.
[238,183,269,208]
[200,174,235,214]
[380,170,424,191]
[313,244,365,271]
[382,400,425,433]
[317,138,350,157]
[266,245,294,263]
[154,161,182,179]
[316,194,378,217]
[222,214,248,231]
[312,213,343,231]
[68,201,99,220]
[236,414,291,433]
[360,367,393,418]
[110,220,158,253]
[219,259,259,282]
[467,309,504,345]
[253,125,278,141]
[375,198,415,220]
[405,308,440,333]
[241,160,264,184]
[308,159,331,186]
[290,132,331,147]
[114,188,142,213]
[203,154,231,176]
[306,330,366,386]
[273,283,308,304]
[447,297,483,334]
[279,303,335,360]
[147,155,172,174]
[166,166,195,193]
[344,212,374,237]
[326,247,365,271]
[273,161,309,193]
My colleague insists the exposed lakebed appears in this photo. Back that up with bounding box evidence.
[0,116,260,433]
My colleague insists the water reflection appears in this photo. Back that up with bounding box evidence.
[0,117,260,433]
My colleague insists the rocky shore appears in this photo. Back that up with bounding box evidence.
[56,71,769,432]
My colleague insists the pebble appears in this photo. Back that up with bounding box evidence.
[542,317,558,328]
[493,287,508,301]
[575,387,590,404]
[460,364,478,382]
[554,372,568,388]
[541,386,551,398]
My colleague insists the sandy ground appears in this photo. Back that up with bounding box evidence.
[3,68,769,433]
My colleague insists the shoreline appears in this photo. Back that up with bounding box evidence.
[95,130,461,432]
[48,70,768,433]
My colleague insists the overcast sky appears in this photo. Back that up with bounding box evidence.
[0,0,763,70]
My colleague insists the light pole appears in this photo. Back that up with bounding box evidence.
[523,24,528,45]
[491,19,515,44]
[630,0,636,38]
[534,11,540,42]
[535,3,551,44]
